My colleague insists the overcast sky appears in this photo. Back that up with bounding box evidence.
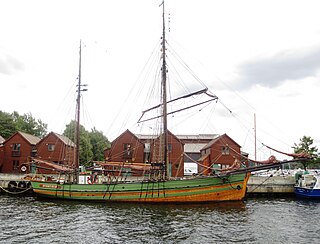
[1,0,319,160]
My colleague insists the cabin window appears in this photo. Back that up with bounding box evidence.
[123,143,133,159]
[222,146,230,155]
[48,144,55,151]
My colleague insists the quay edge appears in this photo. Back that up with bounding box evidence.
[246,175,296,197]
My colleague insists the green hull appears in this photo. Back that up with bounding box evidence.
[31,173,250,203]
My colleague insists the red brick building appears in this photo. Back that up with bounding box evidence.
[0,131,75,174]
[36,132,75,171]
[0,131,40,173]
[105,130,145,163]
[105,129,185,177]
[104,131,245,177]
[198,133,241,175]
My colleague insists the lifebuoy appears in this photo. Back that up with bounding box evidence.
[21,165,27,172]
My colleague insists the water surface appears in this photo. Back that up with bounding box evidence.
[0,195,319,243]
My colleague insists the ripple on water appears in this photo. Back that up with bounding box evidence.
[1,196,320,243]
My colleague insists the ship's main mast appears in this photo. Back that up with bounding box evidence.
[75,40,87,182]
[160,1,169,179]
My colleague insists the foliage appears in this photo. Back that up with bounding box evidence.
[12,111,47,138]
[0,111,16,138]
[292,136,319,170]
[0,110,47,139]
[63,121,110,166]
[90,127,110,161]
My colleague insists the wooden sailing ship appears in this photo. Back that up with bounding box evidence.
[30,2,309,203]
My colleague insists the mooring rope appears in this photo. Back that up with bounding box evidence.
[0,185,32,195]
[247,174,274,193]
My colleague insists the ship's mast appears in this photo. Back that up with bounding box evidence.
[75,40,82,176]
[160,1,169,179]
[254,113,257,161]
[75,40,87,181]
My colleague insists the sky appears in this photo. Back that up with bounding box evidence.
[1,0,320,161]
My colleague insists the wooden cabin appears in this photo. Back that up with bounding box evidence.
[35,132,75,174]
[198,133,242,175]
[0,131,40,173]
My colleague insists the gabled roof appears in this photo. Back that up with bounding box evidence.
[19,131,41,145]
[184,143,207,153]
[52,132,75,147]
[112,129,143,145]
[201,133,240,150]
[4,131,41,145]
[37,132,76,148]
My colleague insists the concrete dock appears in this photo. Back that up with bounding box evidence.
[247,175,296,196]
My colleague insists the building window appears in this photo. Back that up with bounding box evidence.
[222,146,230,155]
[13,143,21,151]
[123,143,132,159]
[12,143,21,156]
[31,146,37,157]
[144,143,150,152]
[168,143,172,153]
[13,160,19,170]
[48,144,55,151]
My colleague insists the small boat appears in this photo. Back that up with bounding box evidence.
[294,172,320,198]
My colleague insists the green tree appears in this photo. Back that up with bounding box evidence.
[292,136,319,170]
[12,111,47,137]
[63,120,93,166]
[0,110,47,138]
[89,127,110,161]
[0,111,16,138]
